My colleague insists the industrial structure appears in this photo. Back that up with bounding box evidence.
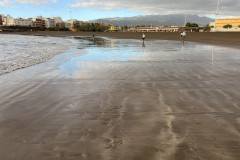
[216,18,240,28]
[211,18,240,32]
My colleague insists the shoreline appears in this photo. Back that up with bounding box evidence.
[0,34,71,75]
[2,31,240,49]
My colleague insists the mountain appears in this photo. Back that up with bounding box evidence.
[89,14,213,27]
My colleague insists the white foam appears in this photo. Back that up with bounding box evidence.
[0,34,70,74]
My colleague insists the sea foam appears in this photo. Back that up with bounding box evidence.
[0,34,70,74]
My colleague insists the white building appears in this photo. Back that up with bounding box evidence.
[53,17,63,24]
[36,16,44,20]
[1,15,32,26]
[2,15,15,26]
[65,19,76,29]
[45,18,55,28]
[209,22,215,28]
[14,18,33,26]
[64,22,72,29]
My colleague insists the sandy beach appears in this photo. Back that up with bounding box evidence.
[4,31,240,48]
[0,35,240,160]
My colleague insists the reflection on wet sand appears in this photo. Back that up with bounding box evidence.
[212,46,215,65]
[57,37,146,77]
[142,41,145,48]
[0,38,240,160]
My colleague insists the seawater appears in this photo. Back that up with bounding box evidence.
[0,34,70,74]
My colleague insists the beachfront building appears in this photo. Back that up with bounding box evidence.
[64,22,72,29]
[65,19,82,29]
[53,17,63,24]
[14,18,33,27]
[129,26,181,32]
[64,19,85,31]
[2,15,15,26]
[159,26,181,32]
[64,19,74,29]
[1,15,32,27]
[109,25,121,32]
[45,18,55,28]
[136,27,160,32]
[32,18,45,28]
[52,17,65,28]
[56,22,65,28]
[65,19,74,29]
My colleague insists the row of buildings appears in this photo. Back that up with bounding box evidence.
[1,14,240,32]
[109,17,240,33]
[127,26,188,32]
[0,14,84,29]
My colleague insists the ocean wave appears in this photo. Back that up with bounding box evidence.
[0,34,71,75]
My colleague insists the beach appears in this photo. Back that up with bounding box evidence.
[3,31,240,48]
[0,35,240,160]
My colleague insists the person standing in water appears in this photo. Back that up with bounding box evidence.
[92,34,95,41]
[142,33,146,42]
[180,31,186,44]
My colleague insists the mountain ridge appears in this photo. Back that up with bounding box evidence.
[89,14,213,26]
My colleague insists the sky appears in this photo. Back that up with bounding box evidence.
[0,0,239,21]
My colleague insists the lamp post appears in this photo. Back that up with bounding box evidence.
[184,11,188,27]
[214,0,220,29]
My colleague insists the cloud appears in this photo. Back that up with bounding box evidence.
[70,0,240,16]
[0,0,11,7]
[15,0,57,4]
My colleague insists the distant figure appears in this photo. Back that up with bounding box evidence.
[92,34,95,41]
[180,31,186,44]
[142,33,146,42]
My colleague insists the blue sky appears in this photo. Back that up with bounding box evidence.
[0,0,239,21]
[0,0,144,21]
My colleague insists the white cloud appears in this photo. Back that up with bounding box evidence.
[15,0,57,4]
[70,0,240,16]
[0,0,11,7]
[70,0,122,10]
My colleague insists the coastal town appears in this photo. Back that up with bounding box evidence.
[0,14,240,32]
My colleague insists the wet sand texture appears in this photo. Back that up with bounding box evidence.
[0,38,240,160]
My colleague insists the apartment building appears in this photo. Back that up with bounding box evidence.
[53,17,63,24]
[2,15,15,26]
[32,18,45,28]
[45,18,55,28]
[14,18,32,26]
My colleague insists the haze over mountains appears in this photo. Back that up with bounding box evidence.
[90,14,214,26]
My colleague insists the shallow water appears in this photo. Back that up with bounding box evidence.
[3,36,239,79]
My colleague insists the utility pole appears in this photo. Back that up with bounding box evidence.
[184,11,188,26]
[214,0,220,28]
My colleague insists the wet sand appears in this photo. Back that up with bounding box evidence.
[3,31,240,48]
[0,38,240,160]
